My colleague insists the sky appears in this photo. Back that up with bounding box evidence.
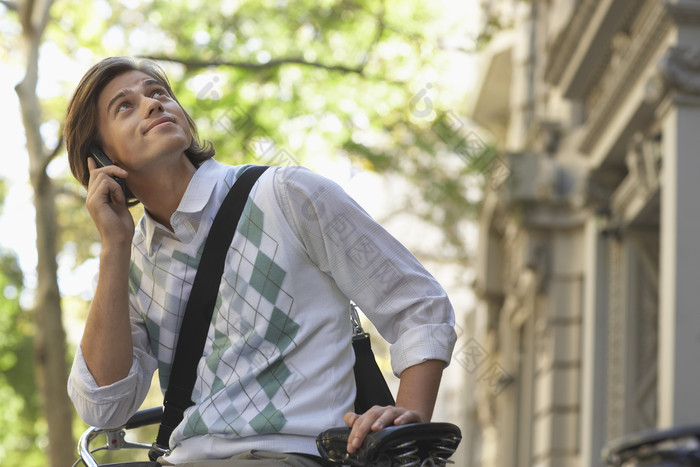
[0,0,481,307]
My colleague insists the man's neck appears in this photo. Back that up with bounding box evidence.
[130,155,198,231]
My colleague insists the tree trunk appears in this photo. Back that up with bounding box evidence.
[15,0,75,465]
[30,168,75,467]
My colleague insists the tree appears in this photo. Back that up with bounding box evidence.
[3,1,75,465]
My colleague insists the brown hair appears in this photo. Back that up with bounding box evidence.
[64,56,215,205]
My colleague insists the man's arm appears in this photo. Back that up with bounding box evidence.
[81,243,134,385]
[343,359,444,453]
[275,167,456,452]
[68,158,157,429]
[80,157,135,386]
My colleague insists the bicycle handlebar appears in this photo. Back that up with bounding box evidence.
[124,407,163,430]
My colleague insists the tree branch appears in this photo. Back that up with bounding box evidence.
[18,0,33,31]
[357,1,386,70]
[436,40,479,55]
[37,0,55,34]
[42,132,64,172]
[142,54,409,88]
[139,3,423,87]
[55,184,85,202]
[138,54,365,75]
[0,0,18,12]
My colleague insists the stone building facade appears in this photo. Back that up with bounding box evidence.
[468,1,700,466]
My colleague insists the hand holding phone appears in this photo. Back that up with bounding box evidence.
[89,145,128,202]
[86,145,135,246]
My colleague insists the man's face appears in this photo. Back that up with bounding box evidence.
[96,70,191,173]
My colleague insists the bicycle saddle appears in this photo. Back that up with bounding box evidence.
[316,422,462,466]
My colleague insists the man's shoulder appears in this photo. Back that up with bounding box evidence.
[273,165,339,192]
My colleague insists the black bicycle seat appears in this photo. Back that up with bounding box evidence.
[316,422,462,466]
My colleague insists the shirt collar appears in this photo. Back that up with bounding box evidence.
[140,158,224,253]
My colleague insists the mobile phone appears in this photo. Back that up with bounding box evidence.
[89,145,128,201]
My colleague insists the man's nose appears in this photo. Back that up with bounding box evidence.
[144,97,164,116]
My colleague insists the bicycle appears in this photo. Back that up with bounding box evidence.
[74,406,462,467]
[603,424,700,466]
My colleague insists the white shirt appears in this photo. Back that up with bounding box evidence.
[68,159,457,463]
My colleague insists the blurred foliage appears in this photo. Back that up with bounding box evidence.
[0,251,45,466]
[49,0,489,255]
[2,0,498,260]
[0,177,6,213]
[475,0,517,50]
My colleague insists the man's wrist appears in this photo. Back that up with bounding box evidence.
[100,240,131,258]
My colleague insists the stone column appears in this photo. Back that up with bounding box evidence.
[658,88,700,427]
[580,217,609,465]
[532,229,583,467]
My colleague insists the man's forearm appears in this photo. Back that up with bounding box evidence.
[80,244,134,386]
[395,359,444,422]
[344,359,445,453]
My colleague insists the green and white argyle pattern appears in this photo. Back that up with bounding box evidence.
[130,190,301,440]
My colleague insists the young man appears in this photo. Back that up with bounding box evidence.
[65,56,456,466]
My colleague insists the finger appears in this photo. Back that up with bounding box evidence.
[370,406,409,431]
[392,409,422,426]
[108,178,126,205]
[344,411,359,428]
[87,169,128,205]
[88,170,115,194]
[87,172,124,207]
[87,159,128,182]
[346,406,391,453]
[86,170,108,199]
[86,157,99,192]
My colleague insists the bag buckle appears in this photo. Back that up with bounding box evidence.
[349,301,365,337]
[148,442,171,461]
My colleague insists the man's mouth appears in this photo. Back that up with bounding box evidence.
[144,116,175,133]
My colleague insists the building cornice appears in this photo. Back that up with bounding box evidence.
[657,46,700,95]
[665,0,700,26]
[579,1,672,155]
[558,0,639,100]
[518,204,588,231]
[610,176,660,229]
[544,0,598,86]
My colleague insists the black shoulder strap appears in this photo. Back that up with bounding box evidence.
[154,165,269,452]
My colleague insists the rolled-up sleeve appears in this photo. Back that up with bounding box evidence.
[274,166,457,377]
[67,310,158,429]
